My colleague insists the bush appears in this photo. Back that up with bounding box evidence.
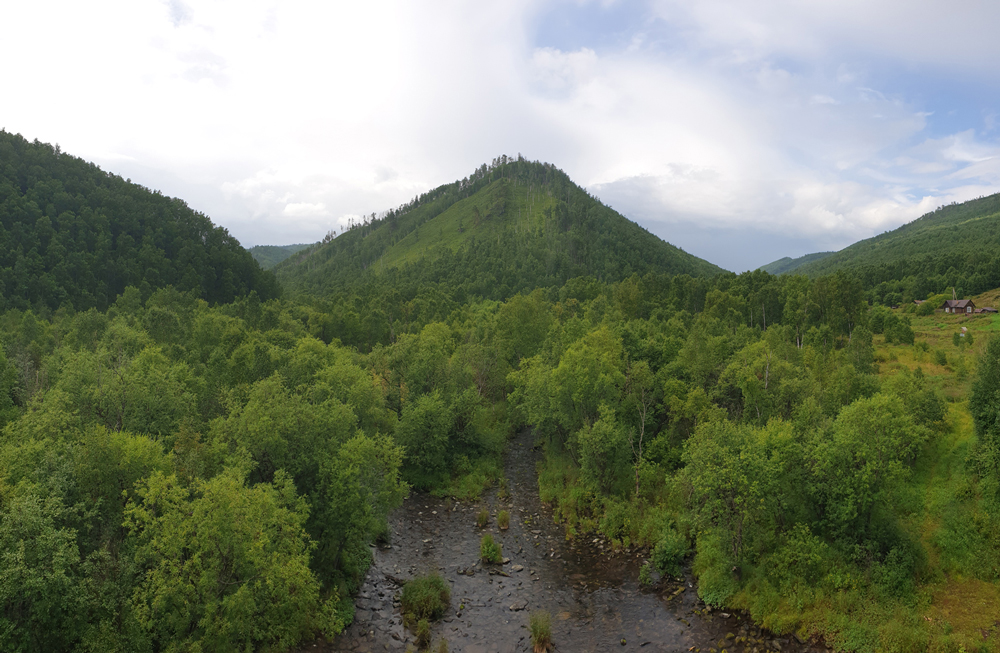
[638,562,653,586]
[498,476,511,500]
[529,610,552,652]
[401,573,450,624]
[692,529,739,607]
[934,349,948,366]
[416,618,431,648]
[476,508,489,528]
[480,533,502,563]
[498,510,510,530]
[652,525,689,577]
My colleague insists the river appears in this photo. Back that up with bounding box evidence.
[312,429,826,653]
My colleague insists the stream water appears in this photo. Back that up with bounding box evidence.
[310,430,828,653]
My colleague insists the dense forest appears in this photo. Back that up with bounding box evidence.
[274,156,723,302]
[0,132,279,311]
[762,193,1000,304]
[2,139,1000,653]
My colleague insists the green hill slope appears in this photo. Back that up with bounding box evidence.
[788,195,1000,299]
[758,251,834,275]
[0,131,279,310]
[249,243,312,270]
[276,156,723,300]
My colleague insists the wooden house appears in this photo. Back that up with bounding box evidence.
[941,299,976,314]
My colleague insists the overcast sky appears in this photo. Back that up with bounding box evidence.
[4,0,1000,272]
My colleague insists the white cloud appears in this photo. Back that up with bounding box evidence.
[2,0,1000,270]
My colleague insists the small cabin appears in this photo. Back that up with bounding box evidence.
[976,307,998,314]
[941,299,976,314]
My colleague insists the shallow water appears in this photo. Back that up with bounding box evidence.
[308,430,826,653]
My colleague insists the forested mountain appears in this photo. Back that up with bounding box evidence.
[3,137,1000,653]
[249,243,312,269]
[770,194,1000,303]
[275,156,723,301]
[0,131,279,311]
[758,250,833,275]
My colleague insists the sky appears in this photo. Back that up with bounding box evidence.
[4,0,1000,272]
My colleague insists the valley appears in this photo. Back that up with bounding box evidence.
[1,136,999,653]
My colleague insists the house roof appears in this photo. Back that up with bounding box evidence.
[941,299,975,309]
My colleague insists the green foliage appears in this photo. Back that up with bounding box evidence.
[529,610,552,652]
[813,393,926,537]
[0,131,279,311]
[480,533,502,564]
[249,243,312,270]
[394,390,453,488]
[275,157,722,305]
[683,419,794,562]
[638,562,653,586]
[125,468,335,652]
[401,573,450,623]
[2,198,999,653]
[883,315,915,345]
[692,529,740,607]
[970,336,1000,492]
[574,409,631,496]
[498,509,510,530]
[476,508,490,528]
[789,192,1000,301]
[652,525,689,577]
[0,491,85,653]
[416,618,431,648]
[309,432,407,589]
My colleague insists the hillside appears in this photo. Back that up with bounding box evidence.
[784,194,1000,299]
[275,156,723,300]
[758,250,834,275]
[249,243,312,270]
[0,131,279,311]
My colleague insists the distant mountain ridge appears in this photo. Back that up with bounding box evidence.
[275,156,724,300]
[753,193,1000,301]
[249,243,313,270]
[758,251,834,275]
[0,131,279,310]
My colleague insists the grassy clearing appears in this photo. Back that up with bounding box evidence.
[926,578,1000,651]
[380,179,559,269]
[831,311,1000,651]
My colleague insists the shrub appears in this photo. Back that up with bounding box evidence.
[498,510,510,530]
[476,508,489,528]
[652,525,689,577]
[638,562,653,586]
[498,476,511,500]
[401,574,450,624]
[480,533,502,563]
[934,349,948,366]
[692,529,739,607]
[416,619,431,648]
[436,638,449,653]
[529,610,552,652]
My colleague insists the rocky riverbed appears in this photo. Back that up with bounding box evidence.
[305,430,827,653]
